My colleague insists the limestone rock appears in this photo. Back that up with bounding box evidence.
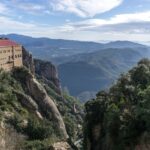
[49,142,72,150]
[34,59,61,94]
[26,74,68,139]
[22,47,35,74]
[13,90,43,119]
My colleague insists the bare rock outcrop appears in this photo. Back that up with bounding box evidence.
[26,73,68,139]
[49,142,71,150]
[22,47,35,74]
[34,59,61,94]
[22,48,61,94]
[0,121,25,150]
[13,90,43,119]
[22,47,68,139]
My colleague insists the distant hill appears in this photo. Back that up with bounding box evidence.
[2,34,150,102]
[58,48,150,101]
[103,40,146,49]
[1,34,147,61]
[2,34,103,59]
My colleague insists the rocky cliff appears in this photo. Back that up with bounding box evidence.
[22,47,68,138]
[23,47,61,95]
[22,47,35,75]
[0,47,83,150]
[26,73,68,139]
[34,59,61,94]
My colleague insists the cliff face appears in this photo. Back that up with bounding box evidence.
[0,47,83,149]
[22,48,68,139]
[34,59,61,94]
[22,47,35,74]
[22,48,61,94]
[26,73,68,139]
[22,48,71,139]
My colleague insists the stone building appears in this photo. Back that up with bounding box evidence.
[0,38,23,71]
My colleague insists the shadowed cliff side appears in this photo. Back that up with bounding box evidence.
[34,59,61,95]
[22,47,35,75]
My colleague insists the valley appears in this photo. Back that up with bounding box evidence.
[3,34,150,102]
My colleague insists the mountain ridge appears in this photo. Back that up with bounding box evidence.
[1,34,148,60]
[2,34,150,102]
[58,47,150,101]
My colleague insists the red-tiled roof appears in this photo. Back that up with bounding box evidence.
[0,39,19,47]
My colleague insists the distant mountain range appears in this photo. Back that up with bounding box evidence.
[2,34,103,59]
[58,47,150,101]
[1,34,147,60]
[2,34,150,102]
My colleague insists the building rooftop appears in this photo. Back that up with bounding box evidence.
[0,38,20,47]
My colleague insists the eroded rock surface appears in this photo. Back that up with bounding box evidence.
[26,74,68,139]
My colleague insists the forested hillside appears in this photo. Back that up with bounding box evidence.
[58,48,150,101]
[84,58,150,150]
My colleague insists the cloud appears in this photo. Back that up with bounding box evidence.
[2,0,50,15]
[0,3,9,14]
[50,0,123,18]
[0,16,36,31]
[0,8,150,42]
[17,3,46,12]
[0,15,63,35]
[65,11,150,33]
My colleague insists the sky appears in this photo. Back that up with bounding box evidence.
[0,0,150,42]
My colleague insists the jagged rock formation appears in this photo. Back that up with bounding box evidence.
[34,59,61,94]
[22,47,35,74]
[13,90,43,119]
[26,73,68,139]
[22,47,61,94]
[22,48,68,138]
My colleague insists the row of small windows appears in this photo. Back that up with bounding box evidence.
[15,54,22,58]
[0,49,21,53]
[0,54,22,60]
[0,50,12,53]
[9,54,22,59]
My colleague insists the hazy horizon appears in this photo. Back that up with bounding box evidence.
[0,0,150,42]
[2,33,150,46]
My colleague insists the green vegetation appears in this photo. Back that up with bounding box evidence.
[0,68,61,149]
[0,67,83,150]
[84,58,150,150]
[37,75,83,140]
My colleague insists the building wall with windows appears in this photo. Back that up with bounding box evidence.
[0,38,23,71]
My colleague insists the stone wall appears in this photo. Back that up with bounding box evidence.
[0,45,22,71]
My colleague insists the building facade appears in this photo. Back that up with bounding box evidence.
[0,38,23,71]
